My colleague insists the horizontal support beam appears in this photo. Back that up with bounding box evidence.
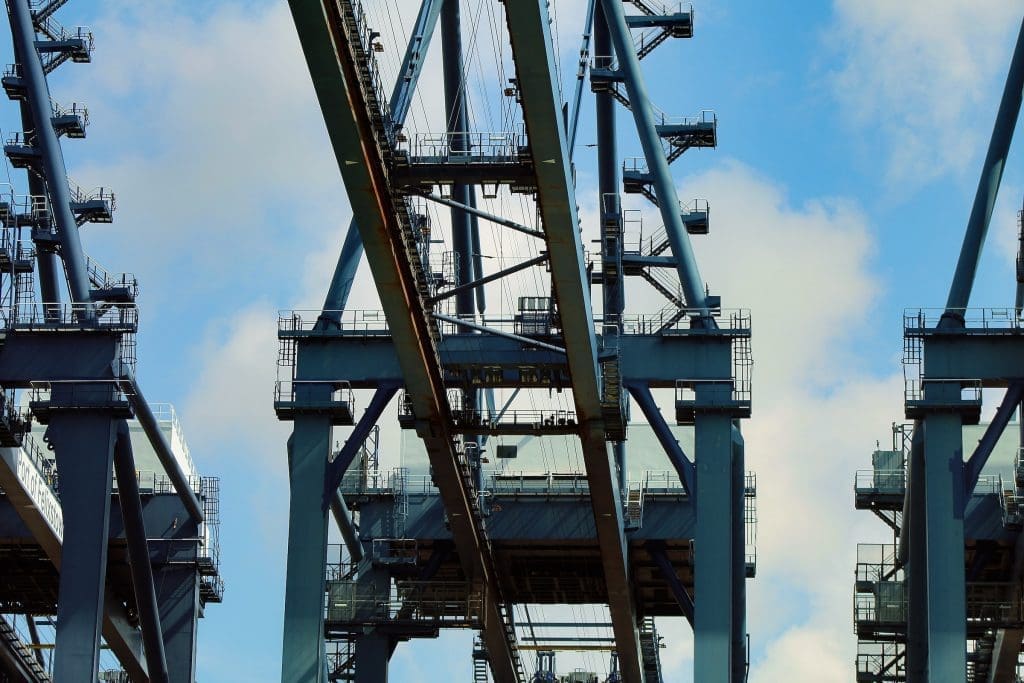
[432,313,567,354]
[419,193,545,238]
[922,336,1024,383]
[293,333,732,388]
[0,333,120,385]
[428,254,548,304]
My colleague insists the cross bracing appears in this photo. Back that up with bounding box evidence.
[280,0,753,681]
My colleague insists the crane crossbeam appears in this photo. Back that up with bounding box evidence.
[502,1,644,680]
[286,1,524,680]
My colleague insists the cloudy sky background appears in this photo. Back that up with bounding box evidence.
[3,0,1024,680]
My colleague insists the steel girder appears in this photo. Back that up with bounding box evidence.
[501,2,644,680]
[286,1,522,680]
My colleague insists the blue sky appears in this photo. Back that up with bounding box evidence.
[3,0,1024,680]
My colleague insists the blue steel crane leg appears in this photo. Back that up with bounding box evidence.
[318,0,443,325]
[501,3,642,678]
[154,563,200,683]
[902,425,927,683]
[44,410,117,681]
[281,410,333,683]
[945,17,1024,315]
[7,0,93,307]
[598,0,709,318]
[731,424,747,682]
[354,564,392,683]
[923,384,967,679]
[694,393,735,681]
[17,100,62,310]
[112,420,170,683]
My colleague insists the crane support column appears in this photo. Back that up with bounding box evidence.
[155,561,201,683]
[731,425,747,680]
[441,0,479,318]
[44,407,116,681]
[923,383,967,679]
[598,0,708,316]
[694,389,735,681]
[904,428,928,682]
[281,406,333,683]
[7,0,93,307]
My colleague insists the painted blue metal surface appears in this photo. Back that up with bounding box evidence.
[945,17,1024,314]
[598,0,709,318]
[922,385,967,680]
[44,410,116,681]
[502,2,642,677]
[112,420,169,683]
[693,402,734,682]
[281,418,332,683]
[7,0,92,307]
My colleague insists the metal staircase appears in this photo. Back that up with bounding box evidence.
[0,614,49,682]
[638,617,664,683]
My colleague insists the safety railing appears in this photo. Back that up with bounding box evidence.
[591,55,618,71]
[856,544,901,584]
[675,377,752,410]
[68,180,116,211]
[904,307,1024,331]
[488,471,591,496]
[114,470,204,496]
[400,131,527,163]
[326,579,484,627]
[334,0,394,144]
[615,308,751,335]
[3,301,138,331]
[854,469,906,495]
[904,377,982,405]
[278,309,390,335]
[273,380,354,407]
[85,254,136,297]
[999,473,1023,529]
[965,582,1023,624]
[656,109,717,128]
[52,100,89,126]
[450,408,578,432]
[856,642,904,679]
[20,432,58,493]
[622,156,650,176]
[854,587,906,625]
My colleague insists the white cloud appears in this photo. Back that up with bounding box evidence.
[827,0,1021,187]
[623,161,904,681]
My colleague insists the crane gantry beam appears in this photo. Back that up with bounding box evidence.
[502,2,644,680]
[286,1,523,680]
